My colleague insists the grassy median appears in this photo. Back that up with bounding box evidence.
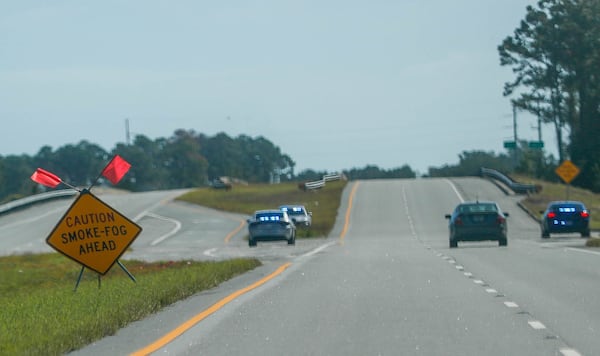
[177,179,348,238]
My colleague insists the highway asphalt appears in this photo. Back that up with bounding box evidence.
[2,178,598,355]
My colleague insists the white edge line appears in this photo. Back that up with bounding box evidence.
[203,248,218,258]
[300,241,337,259]
[143,212,183,246]
[445,178,464,202]
[566,247,600,256]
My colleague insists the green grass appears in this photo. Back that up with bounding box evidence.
[177,180,348,238]
[515,175,600,247]
[0,254,260,355]
[0,179,348,354]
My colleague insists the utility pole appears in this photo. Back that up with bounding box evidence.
[125,118,131,145]
[530,112,544,177]
[512,103,518,168]
[537,115,542,142]
[513,104,518,147]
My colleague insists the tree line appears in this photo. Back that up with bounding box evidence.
[0,129,418,203]
[0,127,573,205]
[0,130,292,202]
[498,0,600,192]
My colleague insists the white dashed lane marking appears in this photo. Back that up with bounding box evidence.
[560,348,582,356]
[403,182,583,356]
[528,321,546,330]
[431,251,582,355]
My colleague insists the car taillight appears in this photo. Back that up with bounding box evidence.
[581,210,590,218]
[455,216,463,226]
[547,212,556,219]
[496,215,506,224]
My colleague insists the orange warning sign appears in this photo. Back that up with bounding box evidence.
[46,190,142,275]
[555,160,580,184]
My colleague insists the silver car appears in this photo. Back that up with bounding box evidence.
[279,205,312,228]
[247,209,296,247]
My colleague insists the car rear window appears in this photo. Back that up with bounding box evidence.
[459,203,498,213]
[550,204,584,212]
[282,206,305,215]
[256,213,284,221]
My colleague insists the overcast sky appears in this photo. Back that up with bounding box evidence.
[1,1,548,174]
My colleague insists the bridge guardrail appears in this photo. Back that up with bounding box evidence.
[0,190,78,215]
[480,167,540,194]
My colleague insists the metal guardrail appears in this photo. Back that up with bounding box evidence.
[0,190,78,215]
[299,172,344,191]
[323,173,342,182]
[480,167,540,194]
[303,180,325,190]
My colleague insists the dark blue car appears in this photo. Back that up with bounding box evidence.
[445,201,509,248]
[540,201,590,238]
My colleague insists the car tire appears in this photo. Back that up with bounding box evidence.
[499,238,507,246]
[288,238,295,245]
[541,230,550,239]
[581,230,591,238]
[249,239,257,247]
[449,239,458,248]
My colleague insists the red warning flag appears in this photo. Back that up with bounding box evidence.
[102,155,131,185]
[31,168,62,188]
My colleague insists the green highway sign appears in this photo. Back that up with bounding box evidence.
[503,141,516,149]
[528,141,544,149]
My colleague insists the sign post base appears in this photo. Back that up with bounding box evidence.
[73,261,136,292]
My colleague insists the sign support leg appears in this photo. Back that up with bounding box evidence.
[117,260,137,283]
[74,266,85,292]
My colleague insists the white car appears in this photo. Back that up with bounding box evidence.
[279,205,312,228]
[247,209,296,247]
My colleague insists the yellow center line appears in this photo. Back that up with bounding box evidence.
[224,219,246,244]
[130,262,292,356]
[340,181,359,243]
